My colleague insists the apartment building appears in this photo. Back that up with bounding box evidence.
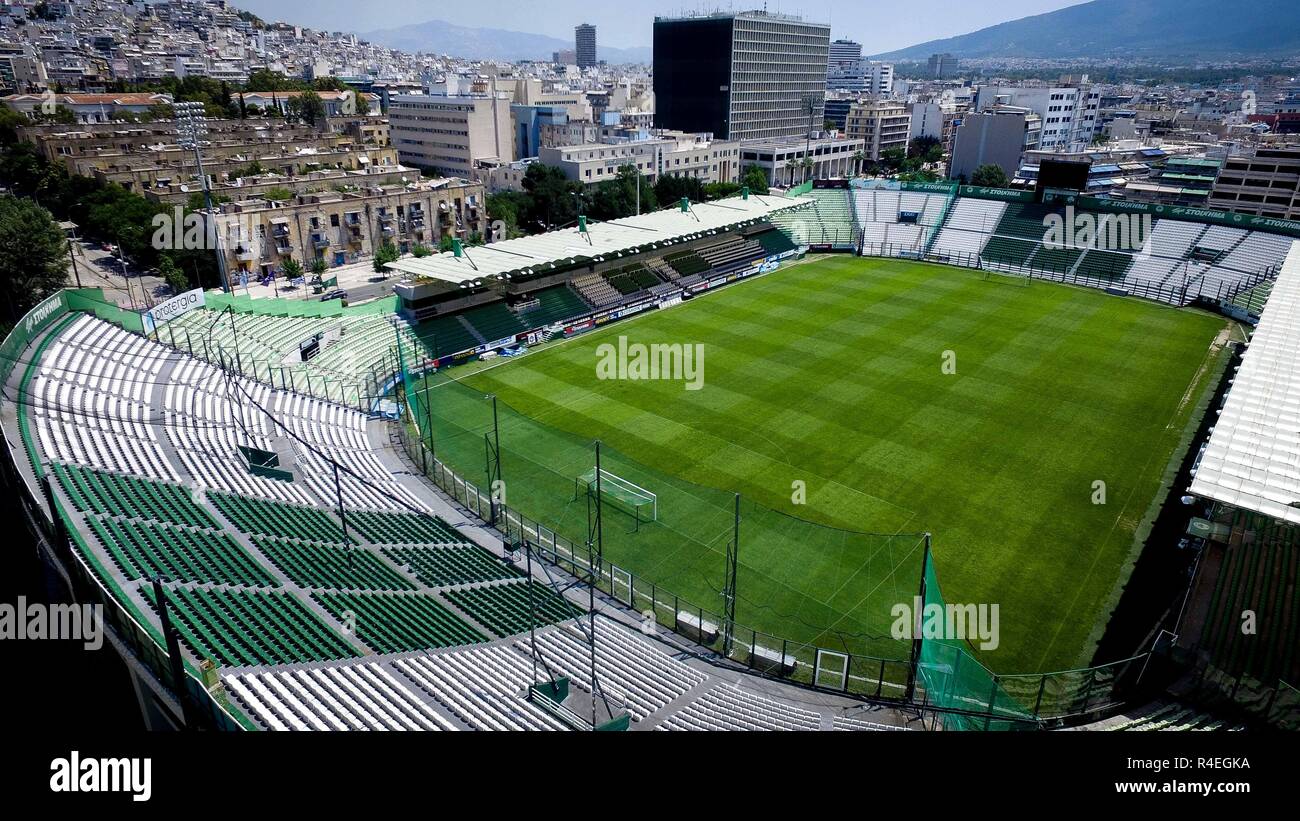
[212,177,487,277]
[538,132,741,185]
[3,91,172,122]
[388,93,514,178]
[539,120,600,149]
[739,135,865,186]
[845,99,911,160]
[950,108,1042,182]
[1208,147,1300,219]
[976,85,1100,151]
[653,10,830,141]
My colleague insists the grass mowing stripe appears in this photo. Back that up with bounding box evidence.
[435,256,1227,674]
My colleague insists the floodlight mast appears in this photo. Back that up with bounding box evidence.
[175,101,231,293]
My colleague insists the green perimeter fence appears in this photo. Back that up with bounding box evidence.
[394,345,1145,727]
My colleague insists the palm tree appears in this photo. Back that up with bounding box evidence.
[852,151,866,178]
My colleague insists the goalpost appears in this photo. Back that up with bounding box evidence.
[981,265,1032,286]
[575,467,657,529]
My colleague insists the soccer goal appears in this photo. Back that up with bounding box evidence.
[981,265,1032,286]
[575,467,657,528]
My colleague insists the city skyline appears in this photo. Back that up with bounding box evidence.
[237,0,1083,55]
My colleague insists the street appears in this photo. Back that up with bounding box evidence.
[66,240,168,310]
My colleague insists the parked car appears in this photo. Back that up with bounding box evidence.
[320,289,348,302]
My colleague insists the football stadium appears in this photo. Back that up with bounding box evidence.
[6,181,1300,732]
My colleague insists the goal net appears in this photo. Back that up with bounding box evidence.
[575,467,657,525]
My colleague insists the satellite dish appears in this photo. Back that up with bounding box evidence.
[179,184,189,192]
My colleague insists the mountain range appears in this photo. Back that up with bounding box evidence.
[359,19,650,63]
[875,0,1300,60]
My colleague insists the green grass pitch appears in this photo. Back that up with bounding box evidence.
[421,256,1231,675]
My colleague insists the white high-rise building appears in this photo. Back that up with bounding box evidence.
[865,61,894,96]
[827,38,864,90]
[976,85,1100,151]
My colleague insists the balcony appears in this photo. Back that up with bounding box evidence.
[234,245,255,262]
[311,233,331,249]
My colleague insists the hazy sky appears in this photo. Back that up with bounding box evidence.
[237,0,1086,54]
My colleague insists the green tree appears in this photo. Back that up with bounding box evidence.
[310,256,329,276]
[701,181,740,201]
[373,240,398,273]
[298,91,326,126]
[0,107,29,144]
[411,242,432,257]
[970,164,1010,188]
[521,163,582,230]
[281,257,303,279]
[880,148,906,173]
[0,195,70,328]
[157,254,189,294]
[486,191,530,238]
[438,235,456,253]
[741,164,770,195]
[589,164,654,220]
[354,92,370,116]
[653,173,704,206]
[30,105,76,125]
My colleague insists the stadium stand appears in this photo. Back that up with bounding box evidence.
[345,509,470,545]
[442,580,583,637]
[383,544,523,586]
[313,591,487,653]
[572,272,622,307]
[851,189,952,256]
[662,249,710,278]
[799,189,1296,306]
[252,537,417,591]
[695,236,767,272]
[393,646,568,731]
[88,516,276,587]
[657,682,823,731]
[139,584,359,667]
[929,197,1008,258]
[513,285,591,327]
[210,492,353,544]
[54,463,217,529]
[224,664,457,731]
[516,619,707,722]
[770,189,856,249]
[1084,701,1246,731]
[415,312,482,358]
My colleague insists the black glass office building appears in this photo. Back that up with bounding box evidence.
[653,11,829,142]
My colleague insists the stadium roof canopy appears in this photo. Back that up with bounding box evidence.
[1190,240,1300,524]
[384,193,811,285]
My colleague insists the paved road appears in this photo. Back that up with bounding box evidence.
[232,258,400,306]
[66,241,168,310]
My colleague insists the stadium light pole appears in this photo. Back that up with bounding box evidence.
[175,101,231,293]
